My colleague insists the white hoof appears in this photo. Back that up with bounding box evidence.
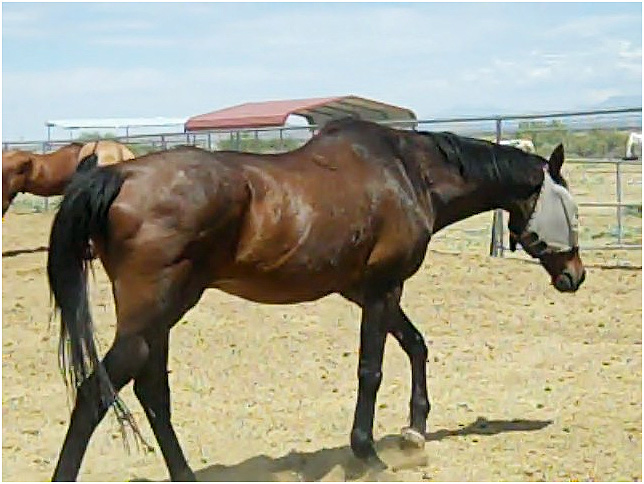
[400,426,426,448]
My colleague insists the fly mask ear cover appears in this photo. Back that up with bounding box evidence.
[517,169,579,257]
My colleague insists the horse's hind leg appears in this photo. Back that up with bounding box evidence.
[115,256,205,481]
[133,332,196,481]
[52,334,150,481]
[389,304,430,447]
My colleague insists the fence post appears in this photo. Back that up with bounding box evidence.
[616,159,623,245]
[490,118,505,257]
[42,141,49,212]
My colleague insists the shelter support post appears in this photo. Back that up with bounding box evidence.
[616,160,623,244]
[490,118,505,257]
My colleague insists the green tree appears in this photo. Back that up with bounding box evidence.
[516,121,631,158]
[217,133,304,153]
[72,131,153,156]
[74,131,118,141]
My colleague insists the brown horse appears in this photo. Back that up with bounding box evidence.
[47,119,585,481]
[2,140,135,216]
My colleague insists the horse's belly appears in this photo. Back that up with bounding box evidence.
[210,275,336,304]
[210,235,374,303]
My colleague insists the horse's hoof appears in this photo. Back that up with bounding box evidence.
[172,468,197,481]
[400,426,426,448]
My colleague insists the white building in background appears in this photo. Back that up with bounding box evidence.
[45,117,189,141]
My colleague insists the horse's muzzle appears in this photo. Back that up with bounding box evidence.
[553,268,586,292]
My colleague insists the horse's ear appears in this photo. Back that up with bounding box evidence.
[548,143,565,178]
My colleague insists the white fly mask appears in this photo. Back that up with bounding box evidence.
[516,169,579,257]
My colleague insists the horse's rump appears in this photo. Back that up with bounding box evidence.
[78,140,136,167]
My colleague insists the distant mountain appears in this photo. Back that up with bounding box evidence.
[423,105,517,120]
[416,98,641,136]
[593,94,642,110]
[424,94,641,121]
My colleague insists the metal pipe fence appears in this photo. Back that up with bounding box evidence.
[4,108,641,256]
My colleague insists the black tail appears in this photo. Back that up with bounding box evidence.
[75,153,99,174]
[75,140,101,174]
[47,166,126,419]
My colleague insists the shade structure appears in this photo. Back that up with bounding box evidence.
[46,117,189,130]
[184,96,416,131]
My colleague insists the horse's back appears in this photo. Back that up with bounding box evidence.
[98,127,432,303]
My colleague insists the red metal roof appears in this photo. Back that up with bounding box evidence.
[184,95,416,131]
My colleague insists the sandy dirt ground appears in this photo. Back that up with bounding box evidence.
[2,211,641,482]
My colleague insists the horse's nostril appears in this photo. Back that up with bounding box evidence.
[554,272,575,292]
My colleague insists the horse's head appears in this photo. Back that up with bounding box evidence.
[2,150,34,216]
[508,144,586,292]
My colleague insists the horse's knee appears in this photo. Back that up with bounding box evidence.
[358,367,382,393]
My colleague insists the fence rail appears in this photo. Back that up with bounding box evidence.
[4,107,642,257]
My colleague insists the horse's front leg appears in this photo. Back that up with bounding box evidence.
[349,290,392,468]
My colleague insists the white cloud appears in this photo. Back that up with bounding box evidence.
[81,20,154,33]
[2,64,322,121]
[546,14,636,38]
[584,88,623,104]
[2,3,640,139]
[92,36,178,48]
[3,67,166,98]
[527,67,553,80]
[616,60,642,76]
[2,4,50,39]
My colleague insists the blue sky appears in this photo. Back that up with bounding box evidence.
[2,2,642,140]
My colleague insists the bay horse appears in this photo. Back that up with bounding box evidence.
[2,140,135,216]
[47,119,585,481]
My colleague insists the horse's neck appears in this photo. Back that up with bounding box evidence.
[408,137,543,235]
[27,148,80,195]
[428,175,534,234]
[428,180,494,233]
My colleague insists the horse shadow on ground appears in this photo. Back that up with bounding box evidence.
[131,416,552,482]
[2,245,48,258]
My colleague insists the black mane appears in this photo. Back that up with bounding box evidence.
[418,131,545,190]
